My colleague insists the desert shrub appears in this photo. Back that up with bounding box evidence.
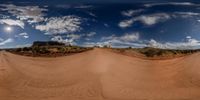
[16,48,22,52]
[143,49,157,57]
[22,47,31,51]
[58,47,66,53]
[40,47,49,54]
[32,46,40,54]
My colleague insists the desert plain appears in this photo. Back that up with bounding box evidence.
[0,48,200,100]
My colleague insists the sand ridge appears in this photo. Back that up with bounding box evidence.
[0,48,200,100]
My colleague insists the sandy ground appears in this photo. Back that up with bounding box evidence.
[0,48,200,100]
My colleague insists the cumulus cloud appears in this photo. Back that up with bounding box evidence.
[85,35,200,49]
[102,32,139,42]
[51,36,73,44]
[51,36,77,45]
[82,32,141,47]
[0,19,24,28]
[138,13,170,25]
[0,4,47,24]
[99,34,200,49]
[0,38,14,46]
[36,16,82,35]
[119,13,170,28]
[97,32,142,47]
[120,33,139,42]
[51,33,83,45]
[148,36,200,49]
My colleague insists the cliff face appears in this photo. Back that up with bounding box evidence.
[32,41,65,47]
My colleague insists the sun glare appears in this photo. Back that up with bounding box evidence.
[5,26,12,32]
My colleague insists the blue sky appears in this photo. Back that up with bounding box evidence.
[0,0,200,49]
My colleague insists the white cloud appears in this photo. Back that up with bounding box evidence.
[99,35,200,49]
[119,13,170,28]
[15,32,29,39]
[0,38,3,42]
[139,13,170,25]
[87,12,97,17]
[51,36,63,41]
[84,32,96,40]
[15,43,32,48]
[173,12,200,18]
[100,32,140,47]
[36,16,82,35]
[0,19,24,28]
[0,15,10,19]
[0,4,47,24]
[67,34,82,40]
[23,36,29,39]
[51,36,76,45]
[74,5,93,9]
[0,38,14,46]
[148,36,200,49]
[148,39,163,48]
[119,19,134,28]
[86,32,96,37]
[119,33,139,42]
[19,32,29,39]
[19,32,28,36]
[144,2,198,7]
[82,40,146,48]
[122,9,144,17]
[186,36,192,39]
[82,42,97,47]
[51,33,83,45]
[56,4,93,9]
[101,34,115,40]
[185,36,199,44]
[82,32,141,47]
[51,36,72,44]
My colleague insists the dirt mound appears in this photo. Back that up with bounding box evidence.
[1,48,200,100]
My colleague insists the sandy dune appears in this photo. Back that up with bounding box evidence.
[1,48,200,100]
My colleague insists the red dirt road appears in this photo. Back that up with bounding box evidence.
[1,48,200,100]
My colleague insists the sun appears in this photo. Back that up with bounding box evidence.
[5,26,12,32]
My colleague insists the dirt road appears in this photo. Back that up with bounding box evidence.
[0,48,200,100]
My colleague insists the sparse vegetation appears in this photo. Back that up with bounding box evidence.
[137,47,199,57]
[4,41,200,59]
[6,41,93,57]
[111,47,200,59]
